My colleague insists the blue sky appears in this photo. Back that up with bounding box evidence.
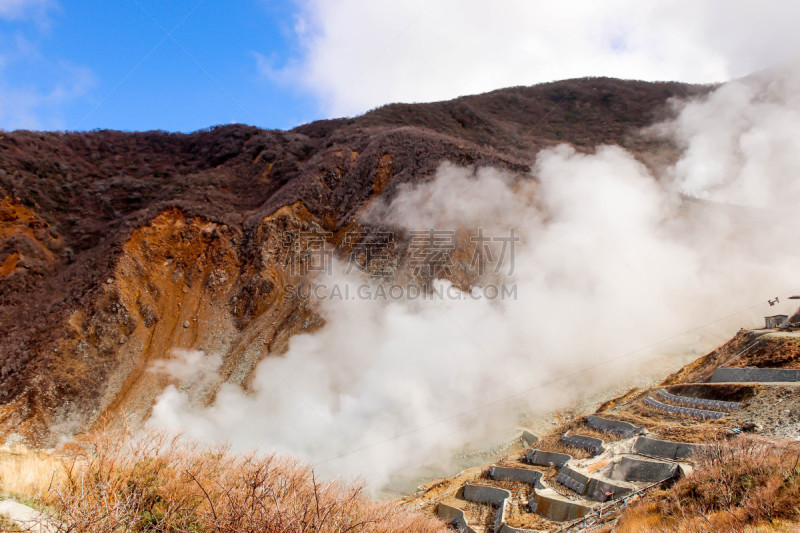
[0,0,316,131]
[0,1,796,133]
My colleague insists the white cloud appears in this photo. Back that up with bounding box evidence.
[0,3,94,130]
[0,59,94,130]
[274,0,800,117]
[0,0,55,24]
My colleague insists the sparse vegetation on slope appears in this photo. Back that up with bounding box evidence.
[0,78,708,445]
[0,429,447,533]
[615,436,800,532]
[406,325,800,531]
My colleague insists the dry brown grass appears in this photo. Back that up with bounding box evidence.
[660,332,748,386]
[615,436,800,532]
[729,337,800,369]
[602,390,733,444]
[622,402,730,440]
[1,429,447,533]
[596,387,642,413]
[0,447,66,499]
[0,515,24,532]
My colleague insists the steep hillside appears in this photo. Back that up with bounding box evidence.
[0,77,708,445]
[405,326,800,532]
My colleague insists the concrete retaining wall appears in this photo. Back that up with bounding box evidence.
[463,483,510,506]
[526,449,571,467]
[556,466,590,495]
[644,397,725,420]
[607,456,679,483]
[463,484,510,532]
[633,436,705,461]
[521,430,539,446]
[498,524,538,533]
[586,477,631,502]
[711,367,800,383]
[557,466,631,502]
[529,492,591,523]
[437,503,478,533]
[586,415,644,438]
[656,388,740,411]
[562,433,604,455]
[489,466,544,489]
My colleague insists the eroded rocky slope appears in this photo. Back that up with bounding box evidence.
[0,78,708,445]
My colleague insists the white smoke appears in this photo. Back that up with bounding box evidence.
[148,65,800,490]
[655,64,800,209]
[149,349,222,386]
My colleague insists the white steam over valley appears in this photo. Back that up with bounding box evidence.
[149,66,800,489]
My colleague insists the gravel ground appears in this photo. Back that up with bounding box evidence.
[726,386,800,439]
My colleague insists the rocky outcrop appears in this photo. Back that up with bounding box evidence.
[0,78,707,443]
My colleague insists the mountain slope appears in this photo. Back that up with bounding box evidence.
[0,77,708,445]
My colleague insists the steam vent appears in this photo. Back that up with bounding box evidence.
[3,5,800,530]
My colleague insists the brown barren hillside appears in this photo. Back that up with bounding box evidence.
[0,77,708,445]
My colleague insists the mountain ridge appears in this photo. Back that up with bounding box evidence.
[0,76,709,445]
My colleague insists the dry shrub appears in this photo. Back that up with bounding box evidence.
[615,436,800,532]
[27,429,446,533]
[0,516,24,532]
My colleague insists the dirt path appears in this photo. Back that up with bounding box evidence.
[0,500,60,533]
